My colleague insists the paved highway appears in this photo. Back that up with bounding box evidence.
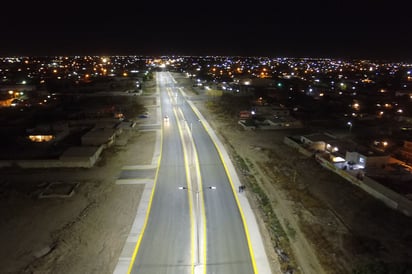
[126,71,268,274]
[129,73,192,273]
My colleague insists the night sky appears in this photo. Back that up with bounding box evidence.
[1,1,411,61]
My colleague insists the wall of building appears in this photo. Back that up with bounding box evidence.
[284,135,412,217]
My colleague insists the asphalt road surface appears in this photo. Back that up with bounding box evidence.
[128,71,267,274]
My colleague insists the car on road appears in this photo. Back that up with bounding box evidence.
[138,112,149,118]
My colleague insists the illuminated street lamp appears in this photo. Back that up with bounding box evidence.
[178,186,216,266]
[347,121,352,133]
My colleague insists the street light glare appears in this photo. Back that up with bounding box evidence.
[178,186,216,191]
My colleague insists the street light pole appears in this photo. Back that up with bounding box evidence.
[178,186,216,266]
[179,186,200,265]
[347,121,352,133]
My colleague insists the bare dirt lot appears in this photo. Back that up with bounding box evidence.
[0,129,154,274]
[1,74,412,274]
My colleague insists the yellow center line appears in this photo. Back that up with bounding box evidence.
[174,104,207,274]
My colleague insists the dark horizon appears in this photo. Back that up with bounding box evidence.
[2,2,411,62]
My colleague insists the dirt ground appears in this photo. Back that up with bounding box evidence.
[1,74,412,274]
[0,129,154,274]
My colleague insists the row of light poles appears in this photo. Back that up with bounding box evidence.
[174,81,212,269]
